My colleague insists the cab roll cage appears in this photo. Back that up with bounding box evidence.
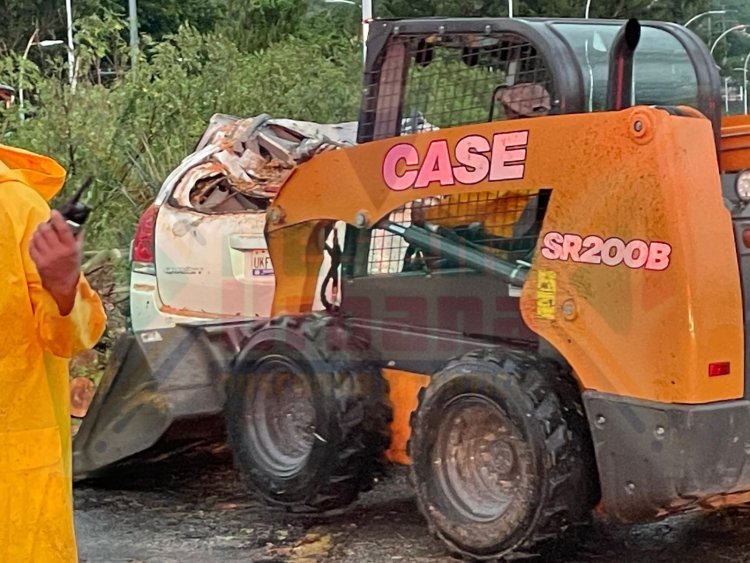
[358,16,722,150]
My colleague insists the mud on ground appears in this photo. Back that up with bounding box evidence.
[75,444,750,562]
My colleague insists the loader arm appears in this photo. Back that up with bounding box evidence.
[266,106,743,405]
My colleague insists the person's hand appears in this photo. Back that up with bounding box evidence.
[29,210,82,316]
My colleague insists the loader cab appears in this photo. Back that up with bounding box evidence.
[357,17,722,141]
[339,17,723,362]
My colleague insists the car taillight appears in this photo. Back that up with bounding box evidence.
[131,205,158,264]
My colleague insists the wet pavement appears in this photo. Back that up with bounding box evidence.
[75,444,750,562]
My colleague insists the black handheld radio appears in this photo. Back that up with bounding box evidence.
[57,177,93,236]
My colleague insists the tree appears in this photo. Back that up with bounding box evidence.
[0,0,66,51]
[113,0,225,39]
[221,0,308,52]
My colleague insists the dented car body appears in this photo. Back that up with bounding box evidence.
[133,114,357,328]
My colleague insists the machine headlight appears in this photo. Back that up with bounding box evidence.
[736,170,750,202]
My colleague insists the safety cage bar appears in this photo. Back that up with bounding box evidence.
[342,190,549,287]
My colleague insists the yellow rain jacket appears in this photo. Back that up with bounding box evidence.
[0,144,106,562]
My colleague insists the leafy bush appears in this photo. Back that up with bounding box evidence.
[0,19,362,250]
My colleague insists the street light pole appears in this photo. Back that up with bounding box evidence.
[585,0,592,19]
[508,0,513,18]
[129,0,138,70]
[324,0,370,61]
[726,77,731,113]
[362,0,371,61]
[18,33,65,120]
[684,10,727,28]
[65,0,75,87]
[710,24,748,58]
[18,29,39,119]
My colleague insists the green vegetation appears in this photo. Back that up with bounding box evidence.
[0,9,362,249]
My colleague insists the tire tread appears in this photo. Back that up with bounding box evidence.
[226,313,392,513]
[409,347,597,560]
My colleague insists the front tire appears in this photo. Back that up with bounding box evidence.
[408,349,596,560]
[226,314,391,513]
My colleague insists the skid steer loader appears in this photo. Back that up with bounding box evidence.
[74,14,750,560]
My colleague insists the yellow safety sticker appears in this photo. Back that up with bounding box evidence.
[537,270,556,320]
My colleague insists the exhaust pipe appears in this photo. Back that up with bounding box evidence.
[607,18,641,111]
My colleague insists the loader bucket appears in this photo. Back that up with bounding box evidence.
[72,327,227,480]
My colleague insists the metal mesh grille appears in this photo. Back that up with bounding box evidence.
[367,190,545,275]
[362,32,555,140]
[368,206,412,274]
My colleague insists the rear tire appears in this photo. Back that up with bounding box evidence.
[408,349,597,560]
[226,314,391,513]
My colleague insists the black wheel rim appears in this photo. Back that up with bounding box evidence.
[244,356,316,478]
[432,394,532,523]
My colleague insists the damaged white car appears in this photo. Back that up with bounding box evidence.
[129,113,358,331]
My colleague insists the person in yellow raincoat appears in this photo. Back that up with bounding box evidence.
[0,144,106,562]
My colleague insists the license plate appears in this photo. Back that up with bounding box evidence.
[250,249,273,276]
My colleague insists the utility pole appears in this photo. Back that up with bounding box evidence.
[129,0,138,70]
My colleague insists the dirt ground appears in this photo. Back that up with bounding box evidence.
[75,444,750,563]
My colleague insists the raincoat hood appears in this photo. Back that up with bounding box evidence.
[0,144,66,201]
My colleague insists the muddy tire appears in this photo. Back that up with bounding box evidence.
[408,349,597,560]
[226,314,392,513]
